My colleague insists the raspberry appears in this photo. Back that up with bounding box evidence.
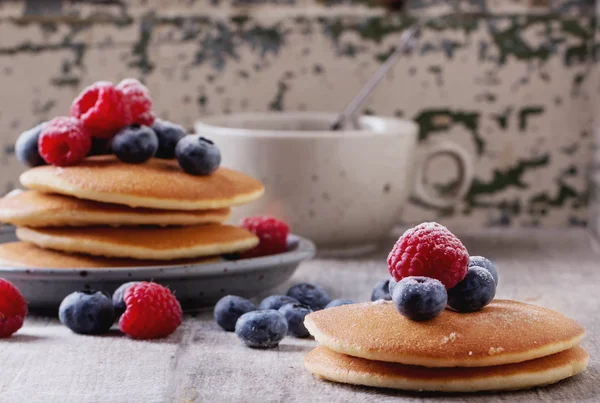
[71,81,130,139]
[119,282,182,339]
[387,222,469,289]
[116,78,154,126]
[0,279,27,338]
[38,116,92,166]
[240,216,290,258]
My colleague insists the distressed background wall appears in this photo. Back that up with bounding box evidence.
[0,0,596,229]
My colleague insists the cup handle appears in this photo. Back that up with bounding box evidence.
[412,139,474,208]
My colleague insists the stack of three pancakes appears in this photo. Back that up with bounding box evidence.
[0,156,264,268]
[303,300,588,393]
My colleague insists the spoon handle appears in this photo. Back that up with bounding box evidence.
[330,25,420,131]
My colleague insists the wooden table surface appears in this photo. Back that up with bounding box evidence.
[1,229,598,403]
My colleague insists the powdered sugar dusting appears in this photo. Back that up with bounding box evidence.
[468,351,473,356]
[440,332,458,344]
[373,299,389,305]
[488,347,504,355]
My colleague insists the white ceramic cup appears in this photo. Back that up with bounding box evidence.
[195,112,473,253]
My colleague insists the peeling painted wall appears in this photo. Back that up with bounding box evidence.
[0,0,596,228]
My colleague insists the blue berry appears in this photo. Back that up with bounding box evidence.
[214,295,256,331]
[258,295,299,310]
[235,310,288,348]
[278,303,312,338]
[175,135,221,175]
[152,119,186,159]
[15,122,47,167]
[469,256,498,285]
[58,290,116,334]
[447,266,496,313]
[112,281,140,316]
[88,137,112,156]
[388,277,398,295]
[371,279,392,301]
[392,276,447,321]
[111,124,158,164]
[325,299,355,308]
[287,283,331,311]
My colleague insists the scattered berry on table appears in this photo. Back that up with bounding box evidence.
[235,310,288,348]
[58,290,115,335]
[152,119,186,159]
[116,78,154,126]
[119,282,182,339]
[287,283,331,311]
[0,279,27,338]
[258,295,299,310]
[15,122,47,167]
[88,137,112,156]
[388,276,398,296]
[111,124,158,164]
[468,256,498,285]
[371,279,392,301]
[240,216,290,258]
[325,299,355,308]
[175,135,221,175]
[112,281,140,317]
[447,266,496,313]
[214,295,257,332]
[278,303,312,338]
[38,116,91,166]
[392,276,447,321]
[71,81,130,139]
[388,222,469,289]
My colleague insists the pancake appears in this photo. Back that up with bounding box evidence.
[304,300,585,368]
[16,224,259,260]
[304,345,589,393]
[0,190,231,227]
[0,242,221,268]
[19,155,264,210]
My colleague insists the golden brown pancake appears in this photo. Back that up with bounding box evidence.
[304,300,585,368]
[0,242,221,268]
[0,190,231,227]
[16,224,258,260]
[304,345,589,393]
[19,156,264,210]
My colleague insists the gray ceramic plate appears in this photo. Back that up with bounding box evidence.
[0,226,315,309]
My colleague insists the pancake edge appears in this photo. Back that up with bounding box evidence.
[16,227,259,261]
[304,346,589,393]
[304,315,586,368]
[20,173,264,210]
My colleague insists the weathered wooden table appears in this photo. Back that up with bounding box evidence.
[1,229,598,402]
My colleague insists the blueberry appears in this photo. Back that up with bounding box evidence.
[175,135,221,175]
[258,295,299,310]
[15,122,47,167]
[469,256,498,285]
[58,290,116,335]
[447,266,496,313]
[112,281,140,317]
[111,124,158,164]
[278,303,312,338]
[152,119,187,159]
[214,295,257,331]
[287,283,331,311]
[88,137,112,156]
[388,277,398,295]
[371,279,392,301]
[325,299,355,308]
[235,310,288,348]
[392,276,447,321]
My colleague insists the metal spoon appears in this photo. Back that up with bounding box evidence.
[330,25,420,131]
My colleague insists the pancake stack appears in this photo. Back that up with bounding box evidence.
[0,155,265,268]
[303,300,588,393]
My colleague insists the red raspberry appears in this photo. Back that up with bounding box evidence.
[0,279,27,338]
[38,116,92,166]
[240,216,290,258]
[116,78,155,126]
[71,81,130,139]
[387,222,469,290]
[119,282,182,339]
